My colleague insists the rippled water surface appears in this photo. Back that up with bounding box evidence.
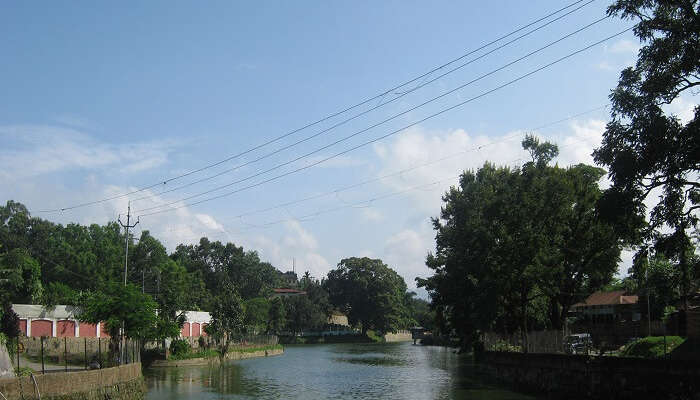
[144,342,536,400]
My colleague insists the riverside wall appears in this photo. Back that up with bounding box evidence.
[0,363,144,400]
[149,347,284,367]
[384,330,412,342]
[480,351,700,400]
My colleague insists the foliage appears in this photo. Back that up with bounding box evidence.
[325,257,411,334]
[621,336,685,359]
[418,136,623,348]
[267,297,286,334]
[78,281,157,339]
[207,281,245,354]
[593,0,699,309]
[243,297,270,333]
[0,248,43,304]
[0,302,20,339]
[169,339,191,357]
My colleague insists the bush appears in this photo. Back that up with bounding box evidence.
[621,336,685,359]
[169,339,191,356]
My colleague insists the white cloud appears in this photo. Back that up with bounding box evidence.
[383,228,433,290]
[606,39,640,55]
[0,124,176,181]
[666,96,697,124]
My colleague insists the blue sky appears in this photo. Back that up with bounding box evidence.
[1,1,695,293]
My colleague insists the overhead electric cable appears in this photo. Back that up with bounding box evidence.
[129,1,596,204]
[159,102,608,232]
[38,0,593,214]
[138,28,632,217]
[136,19,616,215]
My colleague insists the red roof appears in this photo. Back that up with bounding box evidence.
[573,291,639,308]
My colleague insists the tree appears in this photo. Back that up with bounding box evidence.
[419,136,624,349]
[0,303,20,340]
[593,0,699,309]
[0,248,43,304]
[78,282,157,360]
[207,281,244,356]
[243,297,270,334]
[325,257,409,334]
[267,297,286,334]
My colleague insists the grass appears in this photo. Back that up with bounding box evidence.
[620,336,685,359]
[167,344,282,360]
[14,366,35,376]
[168,348,220,360]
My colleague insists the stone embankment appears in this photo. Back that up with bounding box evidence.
[150,347,284,367]
[480,351,700,400]
[383,330,412,343]
[0,363,144,400]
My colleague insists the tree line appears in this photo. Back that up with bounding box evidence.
[0,201,428,355]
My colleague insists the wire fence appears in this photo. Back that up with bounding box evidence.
[13,336,141,374]
[482,330,570,354]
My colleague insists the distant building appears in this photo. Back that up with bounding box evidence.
[11,304,209,338]
[572,291,640,323]
[271,288,307,297]
[327,311,349,327]
[277,270,298,285]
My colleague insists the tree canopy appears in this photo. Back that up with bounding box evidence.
[593,0,699,309]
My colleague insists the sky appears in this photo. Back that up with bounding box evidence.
[1,1,696,296]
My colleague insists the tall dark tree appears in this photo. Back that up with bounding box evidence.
[593,0,699,309]
[326,257,409,334]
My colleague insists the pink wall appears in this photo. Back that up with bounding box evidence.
[19,319,27,336]
[56,320,75,337]
[100,322,110,338]
[201,323,207,336]
[180,322,191,337]
[80,322,97,337]
[191,323,200,337]
[31,320,52,337]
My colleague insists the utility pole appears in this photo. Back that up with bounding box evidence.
[118,201,139,286]
[117,201,139,364]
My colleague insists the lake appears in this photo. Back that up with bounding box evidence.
[144,342,537,400]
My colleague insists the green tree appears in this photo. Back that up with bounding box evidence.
[593,0,699,309]
[207,281,244,356]
[325,257,409,334]
[78,282,157,360]
[0,248,43,303]
[243,297,270,334]
[267,297,286,334]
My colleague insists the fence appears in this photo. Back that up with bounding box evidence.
[13,336,141,374]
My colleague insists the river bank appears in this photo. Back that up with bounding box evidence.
[149,345,283,367]
[0,363,144,400]
[479,351,700,400]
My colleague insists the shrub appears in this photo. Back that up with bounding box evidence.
[621,336,685,359]
[169,339,191,357]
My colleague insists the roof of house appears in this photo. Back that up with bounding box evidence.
[573,291,639,308]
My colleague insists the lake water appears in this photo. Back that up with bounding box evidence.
[144,342,536,400]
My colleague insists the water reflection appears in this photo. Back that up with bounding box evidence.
[144,342,537,400]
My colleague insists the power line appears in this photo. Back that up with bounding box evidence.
[161,131,604,243]
[136,15,610,212]
[128,1,598,204]
[37,0,593,214]
[137,28,632,217]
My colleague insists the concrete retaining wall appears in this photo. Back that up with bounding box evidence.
[150,347,284,367]
[384,330,412,342]
[480,351,700,400]
[0,363,144,400]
